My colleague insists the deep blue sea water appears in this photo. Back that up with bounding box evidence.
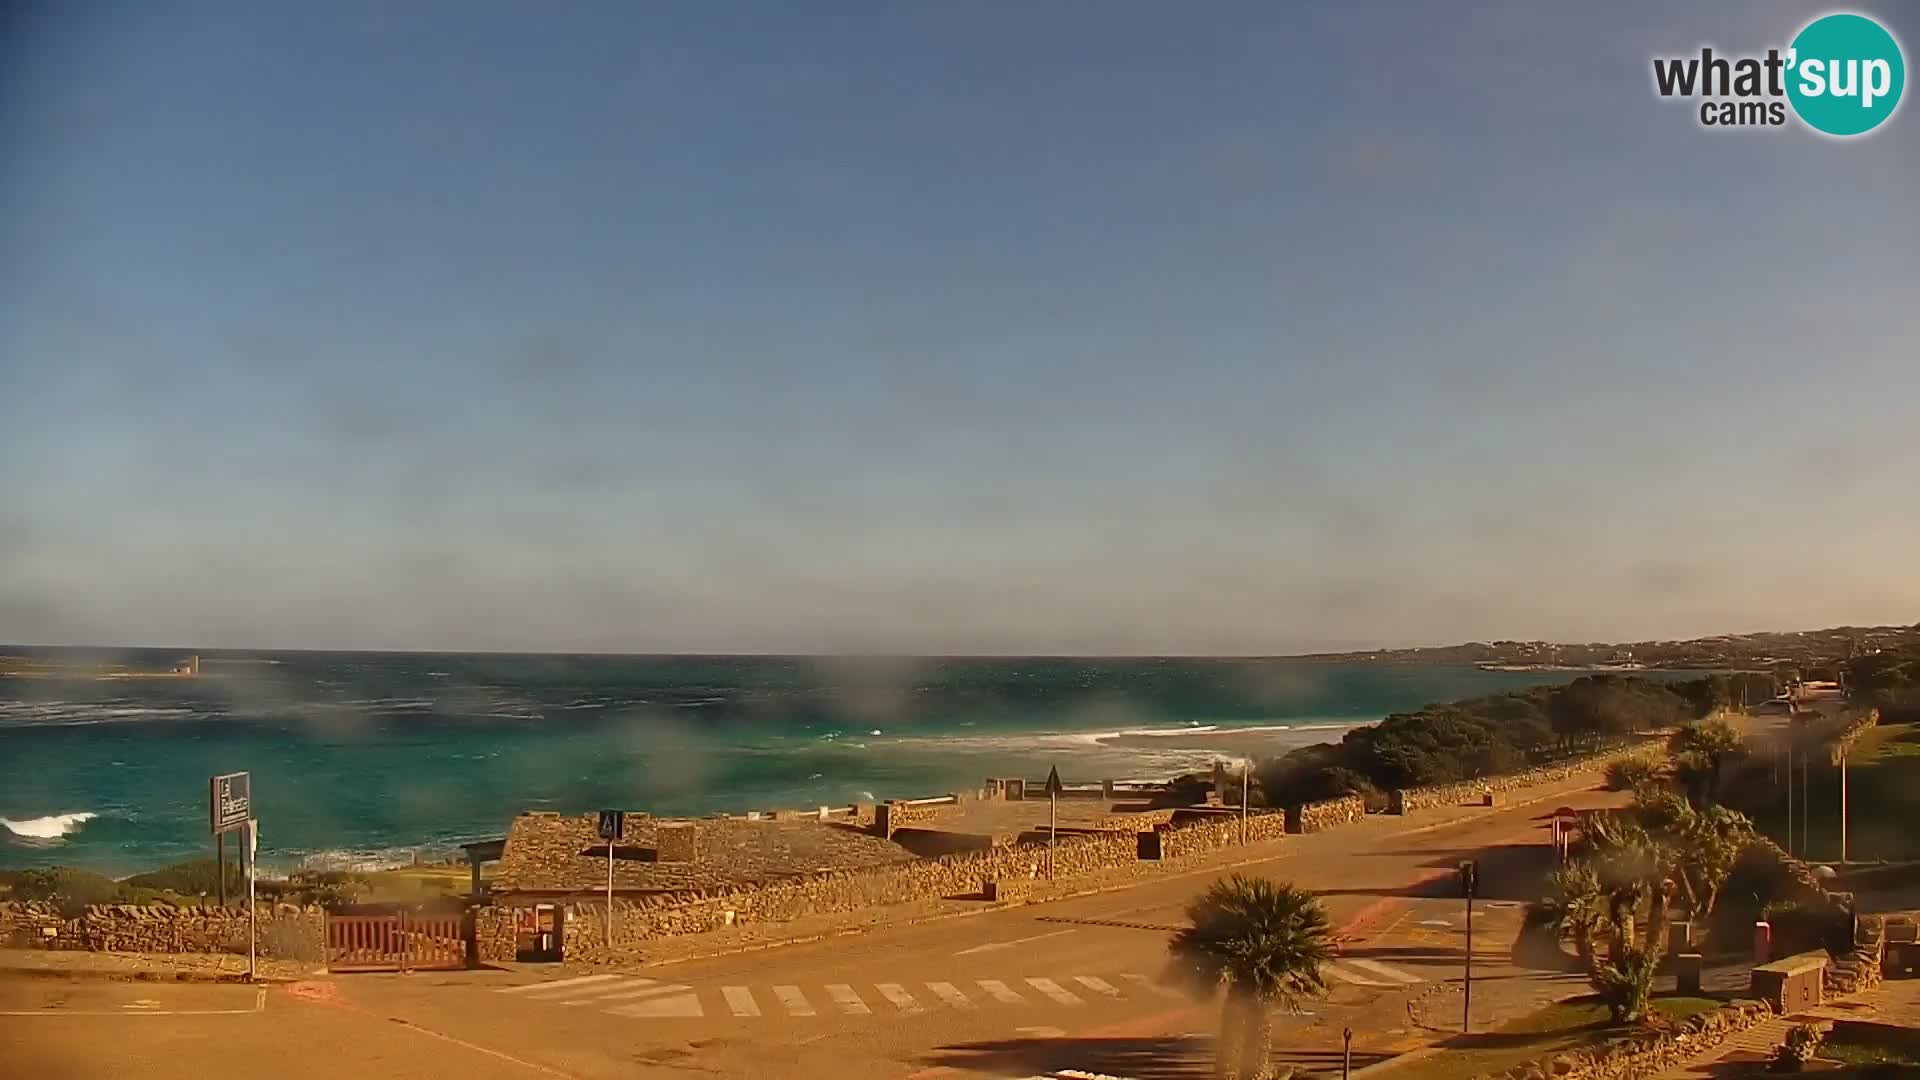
[0,651,1580,874]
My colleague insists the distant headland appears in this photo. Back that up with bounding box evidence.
[0,653,201,681]
[1293,622,1920,671]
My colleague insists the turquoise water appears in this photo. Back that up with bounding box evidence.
[0,651,1572,874]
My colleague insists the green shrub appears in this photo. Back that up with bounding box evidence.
[1761,899,1850,956]
[123,859,244,897]
[1774,1023,1825,1071]
[1605,758,1659,791]
[6,867,120,906]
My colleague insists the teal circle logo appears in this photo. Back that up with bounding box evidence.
[1786,13,1905,136]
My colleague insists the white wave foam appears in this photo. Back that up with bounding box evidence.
[1,811,98,840]
[295,847,424,873]
[0,701,202,728]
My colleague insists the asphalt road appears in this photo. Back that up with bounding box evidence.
[1,771,1625,1080]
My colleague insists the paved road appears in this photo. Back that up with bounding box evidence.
[1,770,1625,1080]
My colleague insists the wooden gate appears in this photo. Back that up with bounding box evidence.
[326,910,469,972]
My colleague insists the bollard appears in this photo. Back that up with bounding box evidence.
[1754,920,1773,965]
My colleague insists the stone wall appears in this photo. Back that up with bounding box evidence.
[890,827,1012,858]
[1473,999,1775,1080]
[872,799,951,837]
[1287,796,1366,834]
[474,905,517,963]
[1824,707,1880,763]
[486,809,1290,963]
[0,901,326,960]
[1392,741,1665,814]
[655,821,697,863]
[1160,811,1290,858]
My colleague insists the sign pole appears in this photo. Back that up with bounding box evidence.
[1841,749,1849,864]
[246,819,257,983]
[1048,791,1057,880]
[1043,765,1064,881]
[217,830,227,909]
[597,809,625,953]
[1241,758,1250,845]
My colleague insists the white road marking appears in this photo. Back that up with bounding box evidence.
[876,983,925,1014]
[1014,1025,1066,1038]
[496,973,623,995]
[1073,975,1121,998]
[826,984,870,1015]
[1026,977,1083,1006]
[561,978,667,1003]
[978,979,1027,1005]
[953,928,1078,956]
[606,992,702,1018]
[926,981,974,1009]
[722,986,761,1017]
[1345,958,1424,984]
[1120,973,1182,998]
[1417,919,1453,927]
[773,985,815,1017]
[1321,963,1397,987]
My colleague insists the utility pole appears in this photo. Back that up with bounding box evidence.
[1802,752,1811,860]
[1841,748,1850,864]
[1785,742,1795,855]
[1343,1027,1354,1080]
[1459,860,1477,1034]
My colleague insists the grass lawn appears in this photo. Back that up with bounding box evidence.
[1729,719,1920,865]
[356,865,480,901]
[1821,1021,1920,1070]
[1382,995,1722,1080]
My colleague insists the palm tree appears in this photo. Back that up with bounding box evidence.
[1166,875,1332,1080]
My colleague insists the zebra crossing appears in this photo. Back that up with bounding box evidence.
[490,956,1426,1021]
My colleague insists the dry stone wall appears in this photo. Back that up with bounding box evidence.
[1392,741,1665,814]
[1288,796,1365,834]
[0,900,326,960]
[483,811,1289,963]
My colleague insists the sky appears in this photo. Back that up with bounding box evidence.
[2,1,1917,656]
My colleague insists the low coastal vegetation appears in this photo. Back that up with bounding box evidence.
[1240,673,1771,810]
[0,859,472,913]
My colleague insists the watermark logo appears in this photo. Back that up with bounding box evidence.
[1652,11,1905,137]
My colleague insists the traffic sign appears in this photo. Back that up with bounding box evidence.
[1044,765,1064,797]
[598,809,626,842]
[210,773,251,835]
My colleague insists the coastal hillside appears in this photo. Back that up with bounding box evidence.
[1296,622,1920,671]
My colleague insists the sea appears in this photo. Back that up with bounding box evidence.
[0,651,1581,876]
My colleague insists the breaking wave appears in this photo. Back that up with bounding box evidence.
[1,811,98,842]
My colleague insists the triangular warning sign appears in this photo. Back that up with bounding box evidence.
[1044,764,1064,796]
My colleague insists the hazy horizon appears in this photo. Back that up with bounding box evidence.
[5,2,1918,655]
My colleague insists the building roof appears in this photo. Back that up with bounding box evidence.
[491,812,916,896]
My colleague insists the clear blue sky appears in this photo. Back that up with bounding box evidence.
[3,2,1916,654]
